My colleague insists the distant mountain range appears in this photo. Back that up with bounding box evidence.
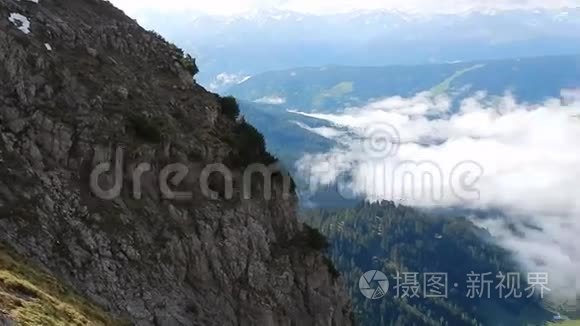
[231,55,580,112]
[234,54,580,208]
[135,8,580,89]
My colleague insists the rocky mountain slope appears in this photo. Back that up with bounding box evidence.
[0,0,352,324]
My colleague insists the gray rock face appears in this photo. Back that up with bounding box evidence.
[0,0,352,325]
[0,314,15,326]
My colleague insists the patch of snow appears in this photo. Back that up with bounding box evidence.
[17,0,39,3]
[45,43,52,51]
[8,13,31,35]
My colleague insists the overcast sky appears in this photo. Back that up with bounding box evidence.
[109,0,579,16]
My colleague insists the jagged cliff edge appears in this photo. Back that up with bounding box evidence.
[0,0,352,325]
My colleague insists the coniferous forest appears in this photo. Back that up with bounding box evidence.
[302,202,553,326]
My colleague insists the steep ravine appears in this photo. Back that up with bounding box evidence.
[0,0,352,324]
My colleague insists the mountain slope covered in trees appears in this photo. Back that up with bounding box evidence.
[230,55,580,112]
[302,202,554,325]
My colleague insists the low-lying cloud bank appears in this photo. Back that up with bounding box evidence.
[254,95,287,105]
[209,73,251,91]
[295,91,580,301]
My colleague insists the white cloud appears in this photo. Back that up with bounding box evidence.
[293,121,345,138]
[253,96,286,105]
[109,0,579,16]
[476,216,579,303]
[294,92,580,300]
[109,0,274,16]
[284,0,580,15]
[562,88,580,104]
[208,73,251,91]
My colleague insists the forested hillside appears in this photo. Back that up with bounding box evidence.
[302,202,553,325]
[230,55,580,112]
